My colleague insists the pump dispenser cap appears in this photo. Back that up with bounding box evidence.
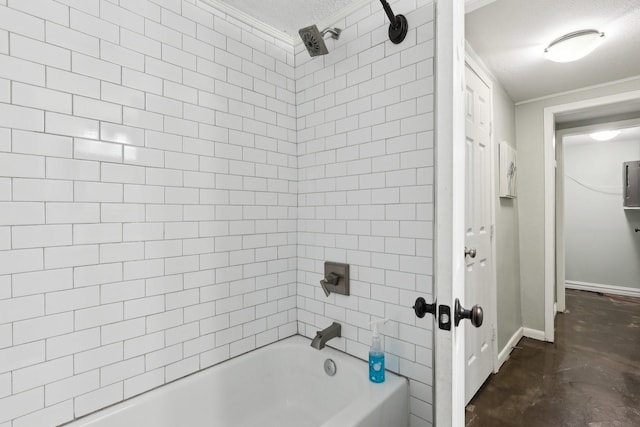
[369,318,389,336]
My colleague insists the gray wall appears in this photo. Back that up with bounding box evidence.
[493,83,522,350]
[515,77,640,332]
[564,133,640,289]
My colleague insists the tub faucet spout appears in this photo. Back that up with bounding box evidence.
[310,322,341,350]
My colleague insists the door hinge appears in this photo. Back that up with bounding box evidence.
[492,325,497,342]
[490,224,494,240]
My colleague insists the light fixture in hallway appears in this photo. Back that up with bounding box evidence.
[544,29,604,63]
[589,129,620,141]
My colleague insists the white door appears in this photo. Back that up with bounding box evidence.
[463,63,494,404]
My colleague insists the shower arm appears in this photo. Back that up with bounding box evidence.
[378,0,408,44]
[320,27,342,39]
[380,0,400,28]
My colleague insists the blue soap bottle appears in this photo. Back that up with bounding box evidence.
[369,319,387,383]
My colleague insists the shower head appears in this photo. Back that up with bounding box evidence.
[298,25,341,57]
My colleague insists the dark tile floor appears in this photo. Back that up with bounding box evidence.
[465,289,640,427]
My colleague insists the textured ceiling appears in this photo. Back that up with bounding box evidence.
[466,0,640,103]
[219,0,357,37]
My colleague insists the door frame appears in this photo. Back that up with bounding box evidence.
[464,54,499,376]
[434,0,466,426]
[543,89,640,342]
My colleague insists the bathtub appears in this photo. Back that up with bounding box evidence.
[68,335,409,427]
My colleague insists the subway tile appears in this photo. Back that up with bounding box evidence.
[72,52,121,84]
[0,227,8,250]
[101,122,145,146]
[0,178,9,201]
[73,223,122,244]
[0,104,44,132]
[45,112,99,140]
[74,138,123,163]
[54,0,99,16]
[47,21,99,57]
[101,203,145,223]
[47,67,100,98]
[101,279,145,304]
[11,34,70,70]
[161,8,196,37]
[121,28,161,58]
[12,268,72,297]
[45,245,99,269]
[12,179,72,203]
[46,328,100,360]
[11,400,73,427]
[0,388,43,424]
[0,341,45,374]
[75,263,122,288]
[12,224,72,248]
[45,286,100,321]
[46,156,99,181]
[74,181,123,203]
[123,258,164,280]
[46,202,100,224]
[101,163,146,184]
[12,82,72,114]
[99,0,143,32]
[0,294,43,324]
[124,295,164,319]
[12,130,71,159]
[75,303,122,331]
[0,77,7,102]
[0,153,45,178]
[124,145,164,167]
[9,0,69,26]
[13,313,73,346]
[0,203,44,226]
[70,9,119,44]
[123,331,164,359]
[99,242,143,263]
[123,107,163,131]
[101,318,146,345]
[119,0,161,23]
[74,342,122,374]
[124,369,164,400]
[73,96,122,123]
[100,41,144,72]
[100,356,144,386]
[123,223,164,242]
[0,5,45,40]
[45,370,98,406]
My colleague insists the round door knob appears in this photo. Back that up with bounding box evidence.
[413,297,436,318]
[464,247,476,258]
[454,298,483,327]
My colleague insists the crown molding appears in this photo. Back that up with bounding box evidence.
[197,0,294,44]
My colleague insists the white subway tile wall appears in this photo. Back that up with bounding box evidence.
[0,0,297,425]
[295,1,434,426]
[0,0,435,426]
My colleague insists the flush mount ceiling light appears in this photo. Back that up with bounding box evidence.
[544,29,604,63]
[590,130,620,141]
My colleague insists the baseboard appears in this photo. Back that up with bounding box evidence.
[565,281,640,298]
[497,327,523,370]
[522,327,545,341]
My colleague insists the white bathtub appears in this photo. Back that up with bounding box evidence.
[68,335,409,427]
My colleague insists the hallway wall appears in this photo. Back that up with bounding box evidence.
[295,1,435,425]
[515,76,640,333]
[564,131,640,290]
